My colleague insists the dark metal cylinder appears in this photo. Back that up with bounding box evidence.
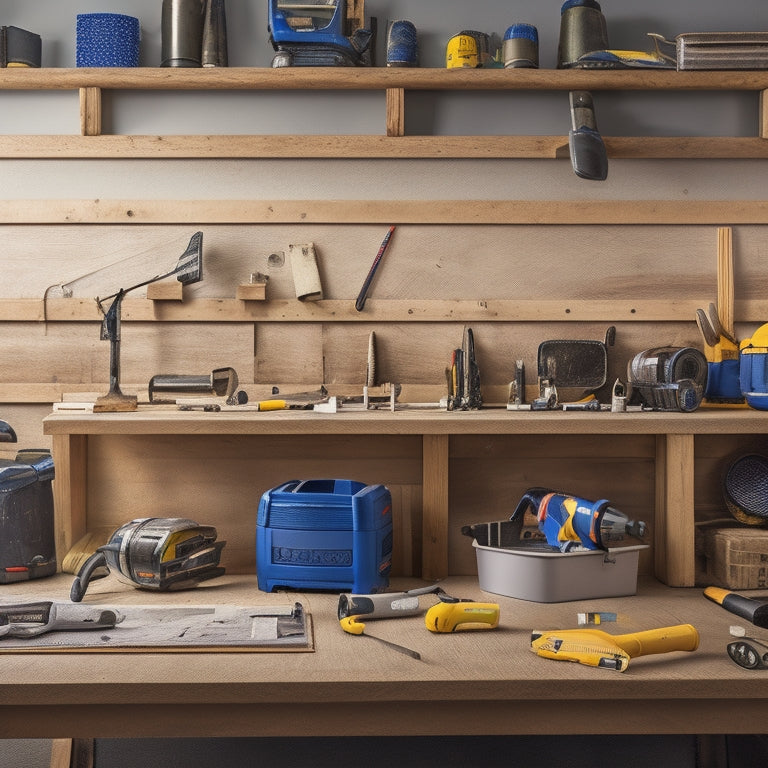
[161,0,203,67]
[558,0,609,68]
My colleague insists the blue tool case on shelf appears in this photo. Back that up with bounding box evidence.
[256,479,393,593]
[0,449,56,583]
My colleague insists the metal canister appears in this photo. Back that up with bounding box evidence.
[558,0,609,68]
[503,24,539,68]
[161,0,203,67]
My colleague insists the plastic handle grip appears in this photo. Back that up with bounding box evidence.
[612,624,699,658]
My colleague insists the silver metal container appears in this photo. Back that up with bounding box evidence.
[161,0,203,67]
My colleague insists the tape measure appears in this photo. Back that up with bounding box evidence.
[425,600,500,633]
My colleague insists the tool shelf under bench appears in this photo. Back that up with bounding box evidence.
[0,574,765,739]
[43,408,768,589]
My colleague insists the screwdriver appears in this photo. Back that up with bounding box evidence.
[339,615,421,660]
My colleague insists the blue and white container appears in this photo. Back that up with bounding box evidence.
[76,13,140,67]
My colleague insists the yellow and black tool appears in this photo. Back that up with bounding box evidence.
[704,586,768,629]
[530,624,699,672]
[696,303,742,404]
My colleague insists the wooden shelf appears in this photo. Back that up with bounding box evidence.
[4,296,758,324]
[4,198,768,224]
[2,68,768,158]
[42,407,768,589]
[3,66,768,91]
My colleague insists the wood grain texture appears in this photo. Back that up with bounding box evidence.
[2,199,768,224]
[2,67,768,91]
[78,87,101,137]
[4,134,768,159]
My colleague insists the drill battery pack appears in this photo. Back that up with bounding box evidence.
[256,479,392,593]
[0,450,56,583]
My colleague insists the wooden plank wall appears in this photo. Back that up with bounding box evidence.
[2,205,767,578]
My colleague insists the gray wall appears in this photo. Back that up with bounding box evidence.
[2,0,767,765]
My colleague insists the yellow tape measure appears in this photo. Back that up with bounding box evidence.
[425,601,500,633]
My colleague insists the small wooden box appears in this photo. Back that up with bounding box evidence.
[704,527,768,589]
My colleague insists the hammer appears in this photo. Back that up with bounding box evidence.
[704,586,768,629]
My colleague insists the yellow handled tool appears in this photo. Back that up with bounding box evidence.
[339,615,421,660]
[256,399,288,411]
[531,624,699,672]
[424,601,499,633]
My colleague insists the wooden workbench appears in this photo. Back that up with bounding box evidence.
[0,574,765,740]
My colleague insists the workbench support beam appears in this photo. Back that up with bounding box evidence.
[655,433,696,586]
[386,87,405,137]
[422,434,449,580]
[51,433,88,569]
[79,87,102,137]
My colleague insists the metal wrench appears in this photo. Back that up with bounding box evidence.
[0,601,124,638]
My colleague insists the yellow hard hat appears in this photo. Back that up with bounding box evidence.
[741,322,768,353]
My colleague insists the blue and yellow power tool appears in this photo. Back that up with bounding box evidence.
[511,487,647,553]
[268,0,373,67]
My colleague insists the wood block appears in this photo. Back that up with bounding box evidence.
[147,280,183,301]
[236,282,267,301]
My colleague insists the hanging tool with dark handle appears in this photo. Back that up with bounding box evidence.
[568,90,608,180]
[355,226,396,311]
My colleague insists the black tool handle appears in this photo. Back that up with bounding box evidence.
[70,551,108,603]
[704,586,768,629]
[355,226,395,311]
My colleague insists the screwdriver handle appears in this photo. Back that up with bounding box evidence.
[256,399,287,411]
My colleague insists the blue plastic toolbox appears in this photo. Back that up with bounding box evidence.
[0,449,56,582]
[256,479,393,593]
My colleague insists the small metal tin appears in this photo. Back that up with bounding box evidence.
[503,24,539,69]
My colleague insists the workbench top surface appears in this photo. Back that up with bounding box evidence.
[0,575,765,738]
[43,406,768,436]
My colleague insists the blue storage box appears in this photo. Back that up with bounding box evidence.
[0,449,56,583]
[256,479,392,593]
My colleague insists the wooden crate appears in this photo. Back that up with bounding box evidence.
[704,527,768,589]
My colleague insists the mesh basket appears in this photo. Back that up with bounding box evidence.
[723,453,768,525]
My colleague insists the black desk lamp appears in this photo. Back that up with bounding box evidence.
[94,232,203,412]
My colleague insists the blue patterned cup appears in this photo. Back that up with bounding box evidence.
[76,13,141,67]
